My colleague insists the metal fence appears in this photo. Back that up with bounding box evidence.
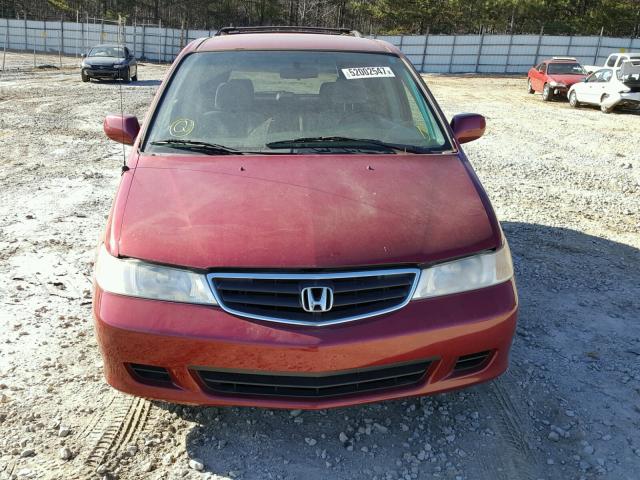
[1,17,639,73]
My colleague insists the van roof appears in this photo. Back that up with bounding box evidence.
[194,33,398,54]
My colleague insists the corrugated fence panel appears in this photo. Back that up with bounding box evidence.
[2,19,638,73]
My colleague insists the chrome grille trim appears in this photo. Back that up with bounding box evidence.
[206,268,421,326]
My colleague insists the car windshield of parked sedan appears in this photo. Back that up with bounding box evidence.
[144,51,449,154]
[88,46,124,58]
[547,63,585,75]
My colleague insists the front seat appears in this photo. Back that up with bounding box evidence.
[205,79,262,139]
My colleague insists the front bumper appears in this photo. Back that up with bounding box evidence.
[551,85,569,96]
[93,280,518,409]
[83,67,125,79]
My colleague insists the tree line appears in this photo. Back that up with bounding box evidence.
[1,0,639,36]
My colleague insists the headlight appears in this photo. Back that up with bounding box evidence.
[549,81,566,88]
[412,241,513,300]
[94,245,217,305]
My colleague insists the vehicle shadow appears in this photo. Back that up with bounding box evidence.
[90,79,161,87]
[156,222,639,480]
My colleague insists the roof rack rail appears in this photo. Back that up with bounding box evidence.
[215,26,362,37]
[551,56,577,61]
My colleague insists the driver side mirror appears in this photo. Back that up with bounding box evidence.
[103,114,140,145]
[450,113,486,144]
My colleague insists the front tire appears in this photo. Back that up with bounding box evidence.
[542,83,553,101]
[81,70,89,82]
[569,91,580,108]
[527,78,535,94]
[600,94,613,113]
[122,67,131,83]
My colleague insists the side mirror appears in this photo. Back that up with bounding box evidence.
[103,114,140,145]
[450,113,486,144]
[81,53,86,58]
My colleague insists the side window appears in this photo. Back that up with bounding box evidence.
[601,70,613,82]
[398,70,445,145]
[616,56,625,67]
[401,82,428,131]
[606,55,618,67]
[539,63,547,73]
[587,71,601,83]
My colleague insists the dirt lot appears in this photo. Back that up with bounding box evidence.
[0,51,639,480]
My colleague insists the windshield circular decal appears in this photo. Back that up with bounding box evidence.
[169,118,195,137]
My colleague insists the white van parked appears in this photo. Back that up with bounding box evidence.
[583,52,640,73]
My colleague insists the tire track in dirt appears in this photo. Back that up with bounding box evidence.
[476,368,543,480]
[81,393,153,470]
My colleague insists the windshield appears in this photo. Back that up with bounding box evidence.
[547,63,585,75]
[144,51,449,154]
[88,46,124,58]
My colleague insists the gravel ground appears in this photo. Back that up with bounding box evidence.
[0,52,639,480]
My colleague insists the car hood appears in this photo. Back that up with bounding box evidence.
[85,56,125,66]
[548,74,586,85]
[116,154,500,269]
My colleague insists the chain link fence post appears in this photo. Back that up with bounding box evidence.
[475,27,485,73]
[59,16,63,68]
[2,18,8,71]
[594,27,603,64]
[420,27,430,73]
[534,25,544,65]
[448,35,456,73]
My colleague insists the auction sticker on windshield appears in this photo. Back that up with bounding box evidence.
[342,66,395,79]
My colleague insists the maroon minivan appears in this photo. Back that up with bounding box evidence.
[93,26,518,409]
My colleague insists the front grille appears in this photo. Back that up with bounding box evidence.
[207,269,420,326]
[195,360,431,399]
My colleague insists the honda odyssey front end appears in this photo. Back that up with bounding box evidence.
[93,27,518,409]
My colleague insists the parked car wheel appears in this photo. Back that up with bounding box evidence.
[527,79,534,94]
[542,84,553,101]
[131,73,138,82]
[569,91,580,108]
[122,68,131,83]
[600,94,613,114]
[81,71,89,83]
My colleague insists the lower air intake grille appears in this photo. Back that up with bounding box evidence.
[207,268,420,326]
[129,364,175,387]
[453,351,492,374]
[195,361,431,399]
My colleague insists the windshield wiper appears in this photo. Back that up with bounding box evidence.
[150,139,243,155]
[265,136,428,154]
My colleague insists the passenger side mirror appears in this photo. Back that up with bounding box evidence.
[103,114,140,146]
[450,113,486,144]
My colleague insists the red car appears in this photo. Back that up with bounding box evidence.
[93,26,518,409]
[527,57,587,101]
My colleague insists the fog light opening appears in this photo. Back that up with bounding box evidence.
[128,363,177,388]
[452,351,493,376]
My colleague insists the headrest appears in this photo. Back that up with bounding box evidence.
[329,79,368,105]
[319,81,337,99]
[215,79,254,111]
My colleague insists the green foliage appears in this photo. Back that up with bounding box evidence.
[6,0,640,36]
